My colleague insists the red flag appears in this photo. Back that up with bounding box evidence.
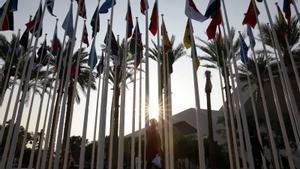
[206,9,222,39]
[149,2,158,36]
[242,1,260,28]
[82,22,89,47]
[140,0,148,15]
[70,62,78,78]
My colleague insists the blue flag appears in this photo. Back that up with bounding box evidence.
[239,33,249,64]
[8,0,18,12]
[62,2,74,38]
[88,39,98,69]
[99,0,116,14]
[46,0,56,16]
[247,25,255,48]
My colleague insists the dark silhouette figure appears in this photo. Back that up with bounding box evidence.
[146,119,162,169]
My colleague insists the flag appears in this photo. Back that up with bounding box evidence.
[70,61,79,78]
[88,39,98,69]
[185,0,207,22]
[183,19,193,49]
[90,6,100,37]
[20,29,29,50]
[0,4,14,31]
[276,2,288,36]
[283,0,292,24]
[126,1,133,38]
[161,20,172,53]
[149,1,158,36]
[239,33,249,64]
[104,27,119,65]
[140,0,149,15]
[36,40,48,66]
[97,52,104,77]
[52,22,61,56]
[193,45,200,70]
[46,0,56,16]
[99,0,116,14]
[75,0,87,18]
[8,0,18,12]
[26,3,43,37]
[247,25,255,48]
[242,1,259,28]
[130,21,143,68]
[206,9,222,39]
[82,22,89,47]
[62,2,74,38]
[204,0,221,18]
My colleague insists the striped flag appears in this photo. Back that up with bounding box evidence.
[185,0,207,22]
[46,0,56,16]
[149,1,158,36]
[62,2,74,38]
[239,32,249,64]
[140,0,149,15]
[206,9,222,39]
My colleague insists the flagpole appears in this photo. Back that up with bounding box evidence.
[0,28,21,144]
[0,29,21,104]
[161,15,170,169]
[138,61,143,169]
[188,19,205,169]
[17,34,47,169]
[0,0,12,29]
[3,0,48,167]
[117,1,130,168]
[97,0,116,167]
[266,24,300,152]
[131,17,138,169]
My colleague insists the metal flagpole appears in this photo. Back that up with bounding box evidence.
[117,1,130,168]
[3,0,47,167]
[18,34,47,169]
[138,61,143,169]
[161,15,170,169]
[97,0,116,167]
[131,18,138,169]
[0,29,21,105]
[188,19,205,169]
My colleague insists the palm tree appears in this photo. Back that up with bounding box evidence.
[260,16,300,71]
[196,28,239,169]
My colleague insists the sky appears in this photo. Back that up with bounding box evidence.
[0,0,298,141]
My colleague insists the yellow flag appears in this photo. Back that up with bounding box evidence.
[161,19,172,53]
[183,19,193,49]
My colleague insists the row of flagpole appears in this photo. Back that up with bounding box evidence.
[1,0,300,169]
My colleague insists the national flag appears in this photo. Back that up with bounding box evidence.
[130,21,143,68]
[185,0,207,22]
[149,1,158,36]
[140,0,149,15]
[206,9,222,39]
[52,22,61,56]
[8,0,18,12]
[62,2,74,38]
[36,40,48,66]
[88,39,98,69]
[46,0,56,17]
[126,1,133,38]
[99,0,116,14]
[283,0,292,24]
[82,22,89,47]
[161,19,172,53]
[96,52,104,77]
[104,27,120,65]
[0,4,14,31]
[276,2,288,36]
[239,33,249,64]
[19,29,29,50]
[247,25,255,48]
[25,3,43,37]
[90,6,100,37]
[242,1,259,28]
[193,45,200,70]
[204,0,221,18]
[75,0,87,19]
[183,19,193,49]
